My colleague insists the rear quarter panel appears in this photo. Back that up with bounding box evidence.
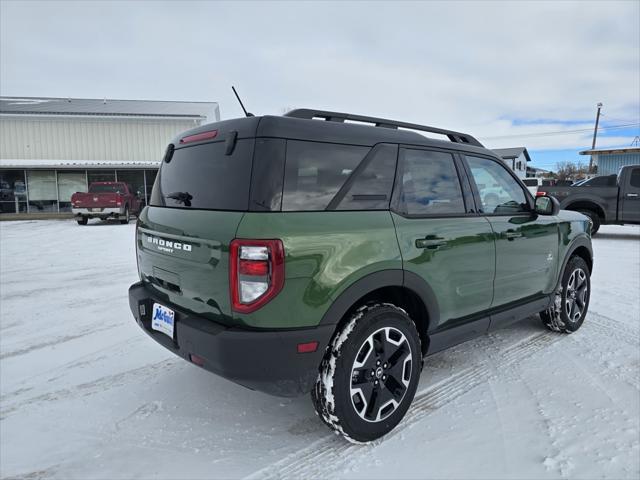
[235,211,401,329]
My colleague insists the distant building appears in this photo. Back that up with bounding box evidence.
[526,166,550,178]
[0,96,219,215]
[579,147,640,175]
[492,147,531,179]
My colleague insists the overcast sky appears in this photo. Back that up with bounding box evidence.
[1,0,639,169]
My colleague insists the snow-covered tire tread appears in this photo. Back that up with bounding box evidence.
[312,302,419,444]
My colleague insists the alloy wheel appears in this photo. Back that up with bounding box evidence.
[565,268,588,322]
[350,327,412,423]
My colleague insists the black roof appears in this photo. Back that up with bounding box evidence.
[171,110,495,158]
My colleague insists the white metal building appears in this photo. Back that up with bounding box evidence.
[0,96,219,215]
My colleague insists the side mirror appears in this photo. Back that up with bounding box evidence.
[534,195,560,216]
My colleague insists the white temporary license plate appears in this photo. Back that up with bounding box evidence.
[151,303,175,339]
[91,208,102,212]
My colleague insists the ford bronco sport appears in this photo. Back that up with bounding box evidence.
[128,109,593,442]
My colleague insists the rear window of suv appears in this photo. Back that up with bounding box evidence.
[150,140,253,210]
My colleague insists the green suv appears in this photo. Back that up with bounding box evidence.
[128,109,593,442]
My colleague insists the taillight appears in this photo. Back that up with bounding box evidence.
[536,191,546,197]
[229,239,284,313]
[180,130,218,144]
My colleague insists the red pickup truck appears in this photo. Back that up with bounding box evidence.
[71,182,141,225]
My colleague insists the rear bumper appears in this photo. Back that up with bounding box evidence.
[73,207,124,216]
[128,282,334,397]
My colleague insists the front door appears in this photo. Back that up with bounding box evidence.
[391,148,495,331]
[621,167,640,223]
[462,154,559,308]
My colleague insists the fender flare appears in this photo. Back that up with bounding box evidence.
[319,269,440,330]
[554,235,593,291]
[562,196,607,221]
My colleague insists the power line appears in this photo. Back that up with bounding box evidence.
[480,122,640,140]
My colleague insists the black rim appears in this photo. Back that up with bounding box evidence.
[350,327,412,423]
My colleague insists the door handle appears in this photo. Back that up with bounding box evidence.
[627,193,639,198]
[416,237,447,249]
[505,230,523,240]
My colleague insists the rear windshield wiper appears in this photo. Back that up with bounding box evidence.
[166,191,193,207]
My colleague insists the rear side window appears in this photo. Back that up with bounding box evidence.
[89,183,126,194]
[583,175,617,187]
[630,168,640,188]
[333,144,398,210]
[150,140,253,210]
[395,149,465,215]
[522,178,539,187]
[282,141,368,211]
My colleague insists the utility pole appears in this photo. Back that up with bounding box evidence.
[589,102,603,173]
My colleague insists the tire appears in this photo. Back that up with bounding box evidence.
[577,209,601,235]
[540,256,591,333]
[77,216,88,225]
[120,207,130,224]
[312,303,422,443]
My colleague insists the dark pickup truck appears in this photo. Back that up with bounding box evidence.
[537,165,640,234]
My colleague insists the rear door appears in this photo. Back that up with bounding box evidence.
[462,155,559,307]
[137,136,255,325]
[391,147,495,331]
[620,166,640,223]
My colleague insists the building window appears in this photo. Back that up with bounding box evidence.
[57,171,87,212]
[116,170,145,204]
[27,170,58,212]
[0,170,28,213]
[144,170,157,206]
[88,170,116,183]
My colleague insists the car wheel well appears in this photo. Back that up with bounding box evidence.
[571,246,593,274]
[336,286,430,356]
[565,201,604,221]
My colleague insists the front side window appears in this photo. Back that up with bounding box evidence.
[395,149,465,215]
[465,155,528,214]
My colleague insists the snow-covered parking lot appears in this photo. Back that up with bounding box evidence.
[1,220,638,479]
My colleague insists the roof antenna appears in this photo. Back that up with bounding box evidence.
[232,86,254,117]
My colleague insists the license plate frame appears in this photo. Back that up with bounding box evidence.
[151,303,175,339]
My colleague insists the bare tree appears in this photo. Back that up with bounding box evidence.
[556,161,589,181]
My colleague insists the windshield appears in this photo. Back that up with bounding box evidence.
[150,139,253,210]
[89,183,126,194]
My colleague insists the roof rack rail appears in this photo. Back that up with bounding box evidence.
[284,109,483,147]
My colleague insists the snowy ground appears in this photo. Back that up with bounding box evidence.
[0,220,638,480]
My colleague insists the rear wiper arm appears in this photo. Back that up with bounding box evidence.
[166,191,193,207]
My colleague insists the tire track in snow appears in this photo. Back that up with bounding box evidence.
[585,311,639,346]
[246,330,563,480]
[0,323,122,360]
[251,311,635,479]
[0,358,181,419]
